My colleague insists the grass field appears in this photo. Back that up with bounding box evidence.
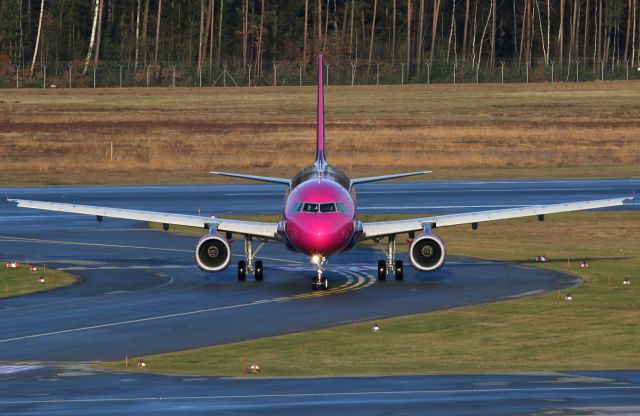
[0,264,78,298]
[101,211,639,375]
[1,82,640,186]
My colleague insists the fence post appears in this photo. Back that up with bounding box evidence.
[223,64,227,87]
[325,63,329,86]
[16,65,19,88]
[146,66,150,87]
[427,63,430,84]
[376,62,381,86]
[575,59,579,82]
[550,61,554,82]
[475,65,479,84]
[350,62,357,86]
[68,63,73,88]
[526,61,529,83]
[626,60,629,81]
[199,67,202,87]
[453,63,456,84]
[401,62,405,86]
[119,64,124,88]
[273,63,278,86]
[601,60,604,81]
[172,64,176,87]
[93,66,97,88]
[501,61,505,84]
[43,65,46,88]
[299,63,304,86]
[247,64,252,87]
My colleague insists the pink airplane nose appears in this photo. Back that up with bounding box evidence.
[286,215,354,256]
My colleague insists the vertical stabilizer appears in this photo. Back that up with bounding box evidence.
[316,55,327,169]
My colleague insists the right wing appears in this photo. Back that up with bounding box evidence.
[9,199,280,240]
[210,171,290,185]
[360,197,633,240]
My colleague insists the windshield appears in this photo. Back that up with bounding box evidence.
[292,201,348,214]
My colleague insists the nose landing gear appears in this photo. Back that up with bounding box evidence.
[311,255,329,290]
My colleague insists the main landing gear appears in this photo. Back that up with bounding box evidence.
[376,234,403,281]
[311,255,329,291]
[237,235,265,282]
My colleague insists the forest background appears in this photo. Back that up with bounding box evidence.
[1,0,640,87]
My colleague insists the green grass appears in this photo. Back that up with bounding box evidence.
[100,211,640,375]
[0,264,78,298]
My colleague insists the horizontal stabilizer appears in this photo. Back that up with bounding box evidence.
[351,171,432,186]
[210,172,290,185]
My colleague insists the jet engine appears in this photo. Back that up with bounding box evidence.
[195,233,232,272]
[409,232,446,272]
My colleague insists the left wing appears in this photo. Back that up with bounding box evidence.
[9,199,280,240]
[359,197,633,240]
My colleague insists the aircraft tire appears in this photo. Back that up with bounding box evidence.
[377,260,387,281]
[395,260,404,281]
[237,261,247,281]
[254,260,264,281]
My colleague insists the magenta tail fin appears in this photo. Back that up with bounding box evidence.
[316,55,327,168]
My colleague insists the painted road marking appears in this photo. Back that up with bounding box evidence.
[0,385,637,405]
[0,365,42,375]
[0,270,376,345]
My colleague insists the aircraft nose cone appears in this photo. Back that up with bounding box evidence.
[286,215,353,255]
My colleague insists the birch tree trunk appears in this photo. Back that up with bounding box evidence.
[142,0,149,65]
[303,0,308,64]
[323,0,329,53]
[558,0,564,75]
[208,0,215,74]
[416,0,424,75]
[198,0,205,68]
[134,0,141,70]
[153,0,162,68]
[489,0,496,76]
[625,0,632,62]
[93,0,104,67]
[317,0,322,54]
[583,0,590,65]
[200,0,214,70]
[349,0,354,59]
[462,0,470,59]
[391,0,396,64]
[367,0,378,77]
[256,0,264,81]
[406,0,412,77]
[217,0,224,66]
[83,0,99,74]
[242,0,248,68]
[30,0,45,77]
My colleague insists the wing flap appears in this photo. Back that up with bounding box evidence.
[360,197,631,240]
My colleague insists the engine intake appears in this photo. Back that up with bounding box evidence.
[409,232,446,272]
[195,233,232,272]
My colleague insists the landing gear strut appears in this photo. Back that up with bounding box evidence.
[311,255,329,291]
[237,235,265,282]
[376,234,403,281]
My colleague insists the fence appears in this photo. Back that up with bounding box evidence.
[4,58,640,89]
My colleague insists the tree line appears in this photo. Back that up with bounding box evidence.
[1,0,639,84]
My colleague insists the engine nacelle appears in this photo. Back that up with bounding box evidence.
[409,232,446,272]
[195,233,232,272]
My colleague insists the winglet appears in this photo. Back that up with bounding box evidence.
[316,54,327,169]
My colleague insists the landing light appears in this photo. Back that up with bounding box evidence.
[311,254,321,265]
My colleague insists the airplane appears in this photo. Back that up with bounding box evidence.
[9,55,633,291]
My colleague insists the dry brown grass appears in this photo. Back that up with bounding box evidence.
[1,82,639,185]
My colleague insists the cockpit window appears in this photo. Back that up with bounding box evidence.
[302,203,319,212]
[320,203,337,212]
[294,201,347,214]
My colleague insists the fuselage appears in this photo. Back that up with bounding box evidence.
[282,165,357,257]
